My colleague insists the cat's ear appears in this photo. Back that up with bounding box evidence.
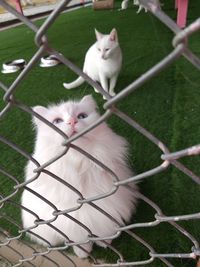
[32,106,48,126]
[95,29,103,41]
[81,95,97,110]
[109,28,118,42]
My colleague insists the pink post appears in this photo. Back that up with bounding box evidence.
[177,0,189,28]
[175,0,179,9]
[12,0,23,14]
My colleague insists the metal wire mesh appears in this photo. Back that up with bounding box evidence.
[0,0,200,266]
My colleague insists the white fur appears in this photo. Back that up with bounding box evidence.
[120,0,129,10]
[63,29,122,97]
[21,95,137,258]
[134,0,148,13]
[119,0,148,12]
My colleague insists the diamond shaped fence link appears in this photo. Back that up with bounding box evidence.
[0,0,200,266]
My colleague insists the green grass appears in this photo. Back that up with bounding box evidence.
[0,1,200,266]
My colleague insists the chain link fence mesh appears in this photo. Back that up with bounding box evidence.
[0,0,200,266]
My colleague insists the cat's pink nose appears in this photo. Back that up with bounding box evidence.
[67,117,77,126]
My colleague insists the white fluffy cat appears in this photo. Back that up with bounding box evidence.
[21,95,137,258]
[63,29,122,97]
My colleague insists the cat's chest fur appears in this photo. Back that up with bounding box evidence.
[84,44,122,79]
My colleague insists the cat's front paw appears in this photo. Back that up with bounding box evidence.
[109,91,116,97]
[94,87,100,94]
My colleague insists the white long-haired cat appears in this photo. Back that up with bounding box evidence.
[63,29,122,97]
[21,95,137,258]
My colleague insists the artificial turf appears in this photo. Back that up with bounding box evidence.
[0,1,200,266]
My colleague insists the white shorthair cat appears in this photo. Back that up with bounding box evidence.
[63,29,122,97]
[120,0,161,12]
[21,95,137,258]
[120,0,147,12]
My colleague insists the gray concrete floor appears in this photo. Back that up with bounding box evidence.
[0,238,93,267]
[0,0,91,28]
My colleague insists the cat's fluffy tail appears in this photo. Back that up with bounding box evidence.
[63,77,84,89]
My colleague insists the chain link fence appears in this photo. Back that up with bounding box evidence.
[0,0,200,266]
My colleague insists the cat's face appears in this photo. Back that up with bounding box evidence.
[95,28,119,60]
[33,95,100,143]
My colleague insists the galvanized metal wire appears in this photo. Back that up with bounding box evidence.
[0,0,200,266]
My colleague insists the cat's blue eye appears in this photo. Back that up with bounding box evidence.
[105,48,110,51]
[53,118,63,124]
[77,113,88,119]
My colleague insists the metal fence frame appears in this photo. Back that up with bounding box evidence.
[0,0,200,266]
